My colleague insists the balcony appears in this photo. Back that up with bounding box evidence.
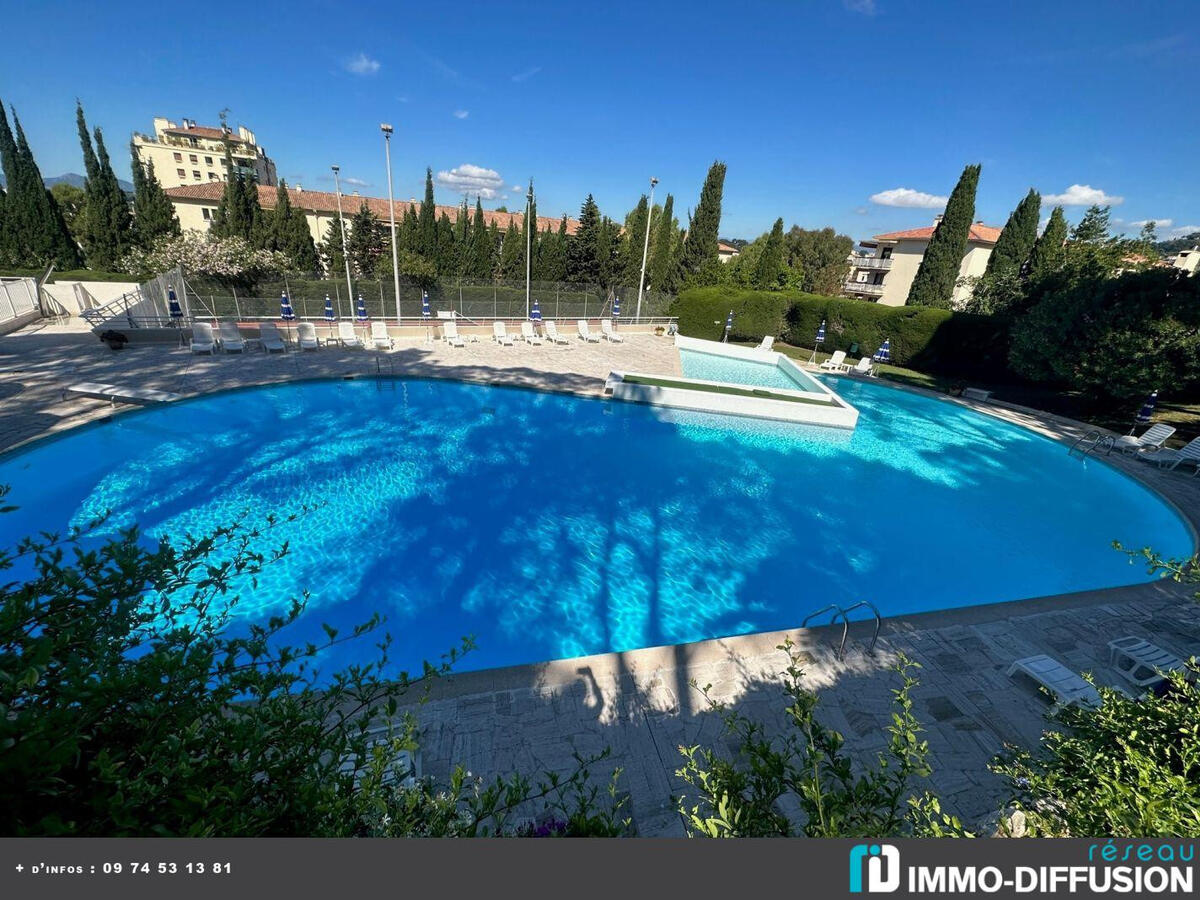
[848,256,893,270]
[843,281,885,297]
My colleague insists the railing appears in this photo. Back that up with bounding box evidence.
[843,281,886,296]
[800,601,883,661]
[848,256,893,270]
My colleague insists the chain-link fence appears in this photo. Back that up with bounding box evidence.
[182,275,675,323]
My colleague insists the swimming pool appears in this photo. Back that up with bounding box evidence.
[679,346,824,392]
[0,376,1192,675]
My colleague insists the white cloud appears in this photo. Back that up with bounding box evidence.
[843,0,877,13]
[452,109,469,119]
[869,187,947,209]
[511,66,542,82]
[342,176,369,187]
[1041,184,1124,206]
[511,184,523,192]
[1130,218,1172,228]
[435,163,504,199]
[1167,224,1200,238]
[853,206,869,215]
[345,52,381,75]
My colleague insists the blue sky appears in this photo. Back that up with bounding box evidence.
[1,0,1196,242]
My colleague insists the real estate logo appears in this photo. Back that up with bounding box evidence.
[849,844,901,893]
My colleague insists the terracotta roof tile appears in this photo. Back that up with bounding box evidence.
[163,125,240,142]
[873,223,1002,244]
[164,183,580,235]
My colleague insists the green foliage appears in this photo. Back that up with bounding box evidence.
[567,194,601,284]
[995,544,1200,837]
[1010,268,1200,400]
[908,163,981,308]
[986,188,1040,279]
[620,194,650,286]
[673,286,1014,380]
[534,216,567,282]
[751,218,787,290]
[958,270,1026,316]
[418,167,437,260]
[129,148,180,248]
[263,181,318,275]
[498,219,524,279]
[49,182,86,243]
[675,641,970,837]
[1025,206,1067,281]
[346,201,386,278]
[0,487,628,837]
[649,193,679,293]
[678,161,727,282]
[785,226,854,295]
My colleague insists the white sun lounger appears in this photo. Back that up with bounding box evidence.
[258,322,286,353]
[850,357,874,375]
[370,321,393,350]
[577,319,601,343]
[1007,655,1102,712]
[756,336,774,352]
[336,321,364,349]
[1145,435,1200,473]
[819,350,847,372]
[442,320,466,348]
[1115,424,1176,455]
[1108,636,1186,688]
[296,322,320,350]
[190,322,217,354]
[543,320,570,345]
[520,321,543,345]
[217,319,245,353]
[600,319,624,343]
[492,321,515,346]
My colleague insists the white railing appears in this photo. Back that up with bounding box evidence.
[0,277,40,325]
[849,256,893,270]
[843,281,886,296]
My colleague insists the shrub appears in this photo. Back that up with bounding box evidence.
[671,287,1015,380]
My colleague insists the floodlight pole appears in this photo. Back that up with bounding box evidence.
[331,165,354,316]
[636,176,658,324]
[525,180,534,320]
[381,124,402,324]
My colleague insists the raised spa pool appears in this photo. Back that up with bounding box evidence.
[0,375,1191,675]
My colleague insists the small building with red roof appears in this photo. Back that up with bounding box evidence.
[844,216,1002,307]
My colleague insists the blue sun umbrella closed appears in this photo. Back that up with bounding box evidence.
[421,290,431,319]
[280,291,295,321]
[167,284,182,321]
[1136,390,1158,424]
[873,338,891,364]
[530,298,542,321]
[612,295,621,321]
[722,309,733,343]
[815,319,826,345]
[324,295,336,322]
[356,295,368,323]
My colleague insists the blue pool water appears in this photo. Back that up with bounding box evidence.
[679,348,823,392]
[0,376,1192,675]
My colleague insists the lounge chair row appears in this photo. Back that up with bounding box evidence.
[818,350,874,375]
[1114,423,1200,475]
[191,320,394,354]
[443,318,625,348]
[1008,635,1191,713]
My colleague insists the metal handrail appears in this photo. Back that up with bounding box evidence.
[800,600,884,660]
[800,604,843,630]
[1068,430,1116,458]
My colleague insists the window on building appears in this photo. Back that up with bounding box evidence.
[205,156,213,165]
[173,152,182,162]
[189,154,198,163]
[193,170,201,180]
[202,208,211,220]
[177,168,186,178]
[881,247,893,259]
[208,172,219,181]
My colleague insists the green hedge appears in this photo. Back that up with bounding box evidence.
[671,287,1015,381]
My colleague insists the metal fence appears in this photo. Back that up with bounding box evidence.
[0,277,39,325]
[79,266,187,328]
[182,276,675,324]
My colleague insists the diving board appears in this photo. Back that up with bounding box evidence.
[64,382,182,406]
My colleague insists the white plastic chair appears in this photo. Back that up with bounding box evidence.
[600,319,624,343]
[336,321,364,349]
[1007,655,1102,713]
[492,321,515,346]
[442,320,466,348]
[258,322,286,353]
[217,319,245,353]
[296,322,320,351]
[370,321,393,350]
[819,350,847,372]
[190,322,217,355]
[521,321,543,345]
[576,319,601,343]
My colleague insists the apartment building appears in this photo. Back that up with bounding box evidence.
[132,117,278,190]
[844,217,1001,307]
[162,183,579,246]
[1170,246,1200,275]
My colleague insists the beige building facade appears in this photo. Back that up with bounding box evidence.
[132,117,277,191]
[163,183,579,247]
[1170,246,1200,275]
[844,218,1001,307]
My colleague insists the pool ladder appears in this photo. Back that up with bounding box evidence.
[799,600,883,661]
[1068,430,1115,458]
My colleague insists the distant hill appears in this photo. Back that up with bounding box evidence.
[0,172,134,193]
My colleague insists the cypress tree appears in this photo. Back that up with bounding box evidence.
[499,219,523,279]
[418,167,437,260]
[620,194,649,287]
[130,144,179,247]
[91,125,134,264]
[521,179,536,280]
[436,211,455,275]
[542,216,568,282]
[400,204,419,254]
[1025,205,1068,280]
[347,201,384,277]
[265,182,319,274]
[466,198,491,278]
[648,193,676,293]
[753,217,786,290]
[486,219,501,278]
[678,161,726,276]
[4,103,80,268]
[567,194,601,284]
[0,184,7,266]
[76,104,129,268]
[907,163,981,308]
[453,199,470,274]
[596,216,621,288]
[210,142,243,238]
[986,188,1040,278]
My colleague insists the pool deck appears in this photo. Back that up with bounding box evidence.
[3,321,1200,836]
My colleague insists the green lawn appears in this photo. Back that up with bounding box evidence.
[746,339,1200,446]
